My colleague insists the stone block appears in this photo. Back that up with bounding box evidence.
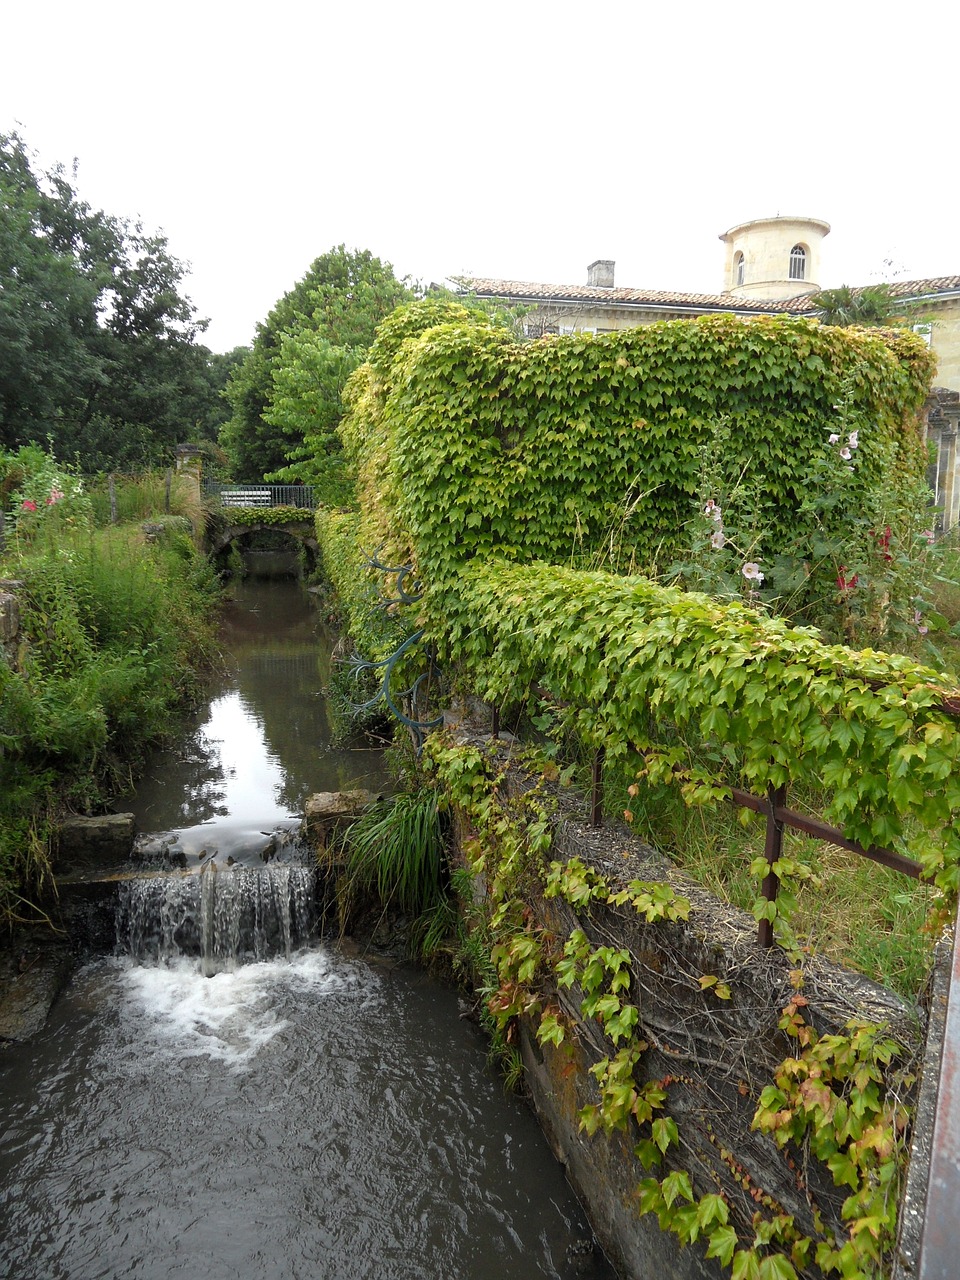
[303,789,378,842]
[55,813,136,873]
[0,593,19,643]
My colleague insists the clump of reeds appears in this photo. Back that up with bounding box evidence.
[341,790,446,919]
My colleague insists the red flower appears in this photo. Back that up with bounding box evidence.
[837,567,859,593]
[21,499,37,512]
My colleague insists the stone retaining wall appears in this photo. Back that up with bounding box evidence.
[446,735,921,1280]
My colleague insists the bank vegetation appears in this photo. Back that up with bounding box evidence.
[314,299,959,1279]
[0,447,221,926]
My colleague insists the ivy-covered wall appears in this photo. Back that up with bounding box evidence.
[431,558,960,897]
[323,301,948,1280]
[432,735,918,1280]
[343,302,934,584]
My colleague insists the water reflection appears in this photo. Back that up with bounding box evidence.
[122,577,390,856]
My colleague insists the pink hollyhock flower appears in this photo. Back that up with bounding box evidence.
[839,447,852,460]
[704,500,722,521]
[710,529,725,550]
[848,431,859,449]
[828,433,840,445]
[875,526,893,561]
[741,562,764,584]
[46,488,64,505]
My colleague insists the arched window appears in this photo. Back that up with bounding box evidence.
[735,251,745,287]
[789,244,806,280]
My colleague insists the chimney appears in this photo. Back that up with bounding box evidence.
[587,259,615,288]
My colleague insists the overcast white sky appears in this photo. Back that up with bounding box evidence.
[4,2,956,353]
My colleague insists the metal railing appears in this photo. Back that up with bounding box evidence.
[204,481,315,510]
[490,695,940,950]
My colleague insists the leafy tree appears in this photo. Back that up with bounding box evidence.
[219,246,413,482]
[262,331,362,504]
[0,132,225,469]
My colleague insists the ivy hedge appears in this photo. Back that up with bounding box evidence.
[314,510,406,662]
[218,505,314,527]
[343,302,934,582]
[430,558,960,897]
[327,299,949,1279]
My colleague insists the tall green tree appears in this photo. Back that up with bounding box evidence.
[0,132,226,469]
[219,246,413,482]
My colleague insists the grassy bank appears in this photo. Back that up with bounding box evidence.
[0,471,220,927]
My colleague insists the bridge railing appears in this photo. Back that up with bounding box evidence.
[204,481,315,510]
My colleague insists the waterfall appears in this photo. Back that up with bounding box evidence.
[116,862,317,975]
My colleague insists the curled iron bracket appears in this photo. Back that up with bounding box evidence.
[345,628,443,755]
[362,546,423,609]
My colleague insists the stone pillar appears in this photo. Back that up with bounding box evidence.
[938,423,960,533]
[0,580,23,672]
[175,444,203,505]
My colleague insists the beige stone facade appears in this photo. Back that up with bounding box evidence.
[720,215,830,300]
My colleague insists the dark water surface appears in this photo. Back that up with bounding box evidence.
[0,573,616,1280]
[120,572,391,862]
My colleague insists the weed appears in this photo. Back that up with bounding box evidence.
[341,791,446,920]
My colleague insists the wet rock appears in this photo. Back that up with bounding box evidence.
[0,945,73,1044]
[55,813,136,874]
[303,789,378,843]
[133,834,171,863]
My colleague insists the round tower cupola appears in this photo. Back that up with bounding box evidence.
[720,216,830,300]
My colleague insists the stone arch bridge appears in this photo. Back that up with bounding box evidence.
[206,514,318,559]
[202,484,318,560]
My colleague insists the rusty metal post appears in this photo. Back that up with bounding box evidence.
[591,746,605,829]
[108,474,118,525]
[757,784,787,948]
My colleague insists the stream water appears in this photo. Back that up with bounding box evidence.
[0,567,617,1280]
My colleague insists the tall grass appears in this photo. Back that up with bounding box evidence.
[87,470,206,535]
[341,791,446,919]
[0,514,221,924]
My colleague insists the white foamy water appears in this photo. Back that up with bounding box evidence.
[110,949,374,1069]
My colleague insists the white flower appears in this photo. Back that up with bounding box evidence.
[704,500,722,521]
[848,431,859,449]
[839,447,852,460]
[710,529,725,550]
[828,433,840,445]
[741,561,764,584]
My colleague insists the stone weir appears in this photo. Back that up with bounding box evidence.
[0,791,376,1045]
[442,728,924,1280]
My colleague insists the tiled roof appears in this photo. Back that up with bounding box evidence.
[457,274,960,313]
[456,277,816,314]
[885,276,960,299]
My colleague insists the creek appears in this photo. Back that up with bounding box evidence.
[0,563,617,1280]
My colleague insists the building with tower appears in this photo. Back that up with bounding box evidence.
[455,216,960,529]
